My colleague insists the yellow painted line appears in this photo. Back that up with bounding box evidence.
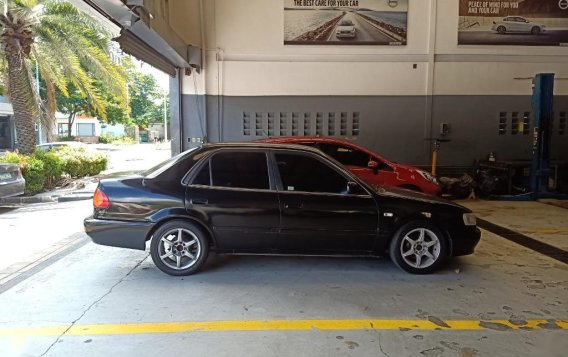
[0,319,567,337]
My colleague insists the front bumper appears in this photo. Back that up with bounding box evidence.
[449,226,482,256]
[84,216,153,251]
[336,32,356,38]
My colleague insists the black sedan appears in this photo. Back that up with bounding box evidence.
[84,143,481,275]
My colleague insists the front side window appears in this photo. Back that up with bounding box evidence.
[210,151,269,190]
[317,143,370,168]
[275,153,348,194]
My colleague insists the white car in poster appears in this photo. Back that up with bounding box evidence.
[491,16,546,35]
[336,20,356,38]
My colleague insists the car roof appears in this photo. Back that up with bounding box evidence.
[200,142,324,154]
[256,137,393,165]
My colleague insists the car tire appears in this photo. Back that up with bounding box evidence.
[150,220,209,276]
[497,26,506,34]
[531,27,540,35]
[389,220,447,274]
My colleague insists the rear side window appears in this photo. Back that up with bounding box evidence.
[192,161,211,186]
[275,153,348,194]
[210,152,270,190]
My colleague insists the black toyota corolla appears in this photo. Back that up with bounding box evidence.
[84,143,481,276]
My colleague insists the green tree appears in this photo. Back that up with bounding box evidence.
[0,0,127,153]
[55,81,130,137]
[129,71,164,129]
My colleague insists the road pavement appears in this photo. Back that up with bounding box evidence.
[326,12,395,43]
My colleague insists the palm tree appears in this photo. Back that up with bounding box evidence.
[0,0,127,153]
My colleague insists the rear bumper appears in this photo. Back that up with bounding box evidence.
[0,178,25,198]
[449,227,482,256]
[84,216,153,251]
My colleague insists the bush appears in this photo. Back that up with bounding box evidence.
[111,136,136,145]
[0,146,108,194]
[98,133,113,144]
[0,152,46,194]
[33,149,64,189]
[57,147,108,178]
[56,135,77,142]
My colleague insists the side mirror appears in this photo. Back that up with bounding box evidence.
[347,181,364,195]
[368,160,379,174]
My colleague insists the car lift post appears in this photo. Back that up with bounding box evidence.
[530,73,555,199]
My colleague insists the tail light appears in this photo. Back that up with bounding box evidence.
[93,187,110,209]
[16,169,23,178]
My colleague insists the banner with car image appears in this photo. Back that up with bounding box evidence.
[458,0,568,46]
[284,0,408,45]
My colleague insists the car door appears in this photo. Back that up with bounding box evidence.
[185,150,280,253]
[272,151,378,254]
[513,17,527,32]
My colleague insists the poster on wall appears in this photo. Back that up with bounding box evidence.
[284,0,408,45]
[458,0,568,46]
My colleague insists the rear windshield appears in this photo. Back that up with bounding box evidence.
[143,148,199,179]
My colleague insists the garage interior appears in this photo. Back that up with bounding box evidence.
[1,0,567,356]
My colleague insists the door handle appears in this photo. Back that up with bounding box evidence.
[191,198,208,205]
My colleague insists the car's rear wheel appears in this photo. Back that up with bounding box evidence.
[150,220,209,276]
[497,26,506,34]
[389,220,447,274]
[531,27,540,35]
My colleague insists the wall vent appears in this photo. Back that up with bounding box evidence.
[316,113,323,135]
[255,112,263,136]
[279,112,287,136]
[511,112,519,135]
[340,112,348,136]
[243,112,251,136]
[328,113,336,136]
[498,112,507,135]
[522,112,530,135]
[242,111,361,138]
[268,113,275,136]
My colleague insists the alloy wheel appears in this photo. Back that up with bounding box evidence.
[158,228,202,270]
[399,228,441,269]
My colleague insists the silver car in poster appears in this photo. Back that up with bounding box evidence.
[336,20,356,38]
[492,16,546,35]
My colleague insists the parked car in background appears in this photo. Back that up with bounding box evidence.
[336,20,356,38]
[258,137,441,195]
[0,163,25,198]
[36,141,89,152]
[492,16,546,35]
[84,143,480,276]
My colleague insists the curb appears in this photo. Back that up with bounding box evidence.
[58,194,93,202]
[0,193,93,205]
[0,196,57,205]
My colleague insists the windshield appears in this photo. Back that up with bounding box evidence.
[143,148,198,178]
[340,20,353,26]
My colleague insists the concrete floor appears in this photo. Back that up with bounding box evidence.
[0,200,566,357]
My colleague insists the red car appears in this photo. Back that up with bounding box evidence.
[258,137,441,196]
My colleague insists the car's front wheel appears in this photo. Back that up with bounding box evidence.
[531,27,541,35]
[150,220,209,276]
[389,220,447,274]
[497,26,506,34]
